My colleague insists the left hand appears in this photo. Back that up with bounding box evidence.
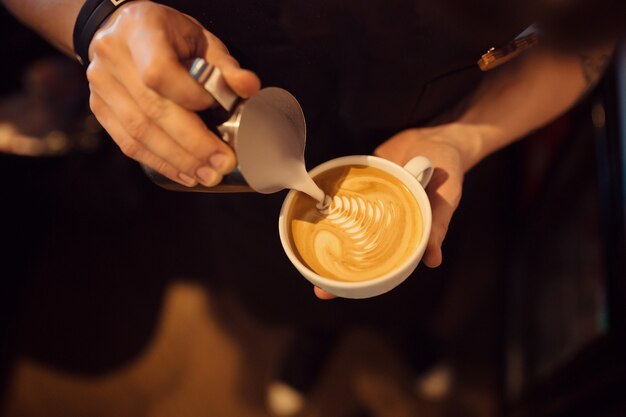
[314,124,475,299]
[86,1,261,188]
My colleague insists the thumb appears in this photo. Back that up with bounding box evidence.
[212,55,261,99]
[423,237,443,268]
[200,30,261,99]
[314,287,337,300]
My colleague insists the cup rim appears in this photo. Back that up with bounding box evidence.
[278,155,432,291]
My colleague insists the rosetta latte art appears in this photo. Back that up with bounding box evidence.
[317,195,398,271]
[288,165,422,282]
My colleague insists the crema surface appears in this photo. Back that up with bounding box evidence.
[288,165,422,281]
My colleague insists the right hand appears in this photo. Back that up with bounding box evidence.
[86,1,261,187]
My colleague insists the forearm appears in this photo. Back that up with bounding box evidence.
[447,44,613,172]
[2,0,84,56]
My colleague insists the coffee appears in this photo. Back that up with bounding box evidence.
[286,165,423,282]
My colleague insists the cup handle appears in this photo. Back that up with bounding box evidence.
[403,156,433,188]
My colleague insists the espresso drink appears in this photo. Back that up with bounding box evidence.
[287,165,423,282]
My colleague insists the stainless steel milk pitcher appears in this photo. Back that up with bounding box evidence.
[142,58,308,194]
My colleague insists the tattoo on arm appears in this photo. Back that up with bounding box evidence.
[580,53,610,88]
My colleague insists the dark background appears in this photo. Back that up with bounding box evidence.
[1,6,625,417]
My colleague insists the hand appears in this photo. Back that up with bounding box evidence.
[314,124,474,299]
[86,1,261,187]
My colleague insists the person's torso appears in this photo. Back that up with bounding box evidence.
[171,0,527,160]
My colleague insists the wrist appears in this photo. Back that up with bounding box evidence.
[427,122,493,172]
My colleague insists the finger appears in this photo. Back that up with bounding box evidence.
[423,243,443,268]
[179,14,261,99]
[121,67,237,178]
[422,169,460,268]
[87,65,224,186]
[89,92,197,187]
[103,42,238,176]
[314,287,337,300]
[209,53,261,99]
[424,194,448,268]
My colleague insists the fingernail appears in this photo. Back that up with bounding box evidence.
[196,166,220,186]
[209,152,232,173]
[178,172,197,187]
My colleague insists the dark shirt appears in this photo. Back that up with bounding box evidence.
[172,0,527,161]
[161,0,528,326]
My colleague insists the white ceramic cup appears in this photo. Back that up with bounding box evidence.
[278,155,433,298]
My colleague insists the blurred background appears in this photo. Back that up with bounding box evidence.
[1,6,625,417]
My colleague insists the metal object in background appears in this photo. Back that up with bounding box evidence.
[478,33,538,72]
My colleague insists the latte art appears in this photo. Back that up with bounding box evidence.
[288,165,422,282]
[319,195,397,269]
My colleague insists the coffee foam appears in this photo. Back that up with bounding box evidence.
[288,165,422,282]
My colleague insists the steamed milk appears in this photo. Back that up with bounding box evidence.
[287,165,422,282]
